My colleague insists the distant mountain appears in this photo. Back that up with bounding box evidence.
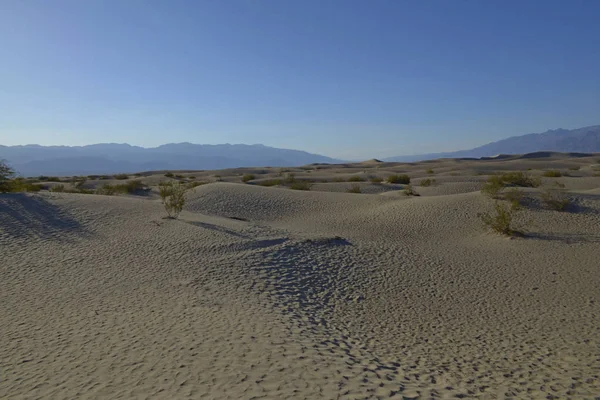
[0,143,343,176]
[384,125,600,162]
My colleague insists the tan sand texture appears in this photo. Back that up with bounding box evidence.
[1,153,600,398]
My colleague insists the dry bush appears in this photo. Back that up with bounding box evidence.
[387,174,410,184]
[289,180,312,191]
[568,166,580,171]
[164,172,174,178]
[258,179,282,187]
[503,188,525,210]
[158,181,188,218]
[542,170,562,178]
[283,173,297,184]
[50,184,66,193]
[242,174,255,183]
[481,175,504,198]
[426,168,434,174]
[332,177,346,182]
[479,201,522,236]
[370,176,383,183]
[500,171,540,187]
[403,184,419,196]
[540,187,570,211]
[346,183,361,193]
[420,178,436,187]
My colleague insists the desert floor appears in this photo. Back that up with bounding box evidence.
[2,152,600,399]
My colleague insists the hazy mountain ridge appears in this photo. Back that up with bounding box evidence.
[384,125,600,162]
[0,143,343,176]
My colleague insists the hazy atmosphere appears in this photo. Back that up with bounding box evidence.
[2,0,600,158]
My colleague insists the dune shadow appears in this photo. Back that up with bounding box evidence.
[0,193,87,241]
[183,220,250,239]
[525,232,600,244]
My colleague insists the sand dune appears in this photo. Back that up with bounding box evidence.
[2,154,600,398]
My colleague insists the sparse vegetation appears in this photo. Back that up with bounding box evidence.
[540,187,570,211]
[542,170,562,178]
[242,174,255,183]
[346,183,361,193]
[426,168,434,174]
[258,179,282,187]
[403,184,419,196]
[387,174,410,184]
[97,180,146,195]
[114,173,129,180]
[187,181,209,189]
[283,173,297,184]
[568,166,580,171]
[50,184,66,193]
[289,181,312,191]
[164,172,174,178]
[0,160,16,192]
[158,181,189,218]
[479,201,522,236]
[188,176,196,179]
[332,177,346,182]
[348,175,365,182]
[481,176,505,198]
[369,176,383,183]
[38,176,62,182]
[504,188,524,210]
[420,178,436,187]
[482,171,541,199]
[175,174,185,179]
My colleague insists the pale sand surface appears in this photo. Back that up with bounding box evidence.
[1,154,600,399]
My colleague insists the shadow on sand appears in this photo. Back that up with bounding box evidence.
[0,193,87,241]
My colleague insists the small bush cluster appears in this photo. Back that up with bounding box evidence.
[426,168,434,174]
[97,180,145,195]
[479,202,521,236]
[38,176,62,182]
[387,174,410,184]
[258,179,282,187]
[242,174,255,183]
[403,184,419,196]
[114,173,129,180]
[164,172,174,178]
[289,181,312,191]
[542,170,562,178]
[346,183,361,193]
[369,176,383,183]
[481,171,541,199]
[568,166,580,171]
[420,178,436,187]
[540,187,570,211]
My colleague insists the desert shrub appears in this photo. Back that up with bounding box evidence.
[568,166,580,171]
[242,174,255,183]
[158,181,188,218]
[504,188,524,210]
[50,184,66,193]
[2,178,43,192]
[73,177,87,189]
[284,173,297,184]
[175,174,185,179]
[426,168,434,174]
[346,183,361,193]
[97,184,117,195]
[420,178,436,187]
[542,170,562,178]
[481,175,505,198]
[258,179,282,187]
[114,173,129,180]
[387,174,410,184]
[348,175,365,182]
[100,175,112,180]
[403,184,419,196]
[0,160,16,192]
[479,201,521,236]
[370,176,383,183]
[187,181,209,189]
[540,187,570,211]
[500,171,540,187]
[164,172,174,178]
[289,181,312,191]
[97,180,145,195]
[188,175,196,179]
[332,177,346,182]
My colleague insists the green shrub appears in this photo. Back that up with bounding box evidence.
[158,181,189,218]
[2,178,44,192]
[114,173,129,180]
[97,180,146,195]
[420,178,436,187]
[542,170,562,178]
[504,188,524,210]
[346,183,361,193]
[242,174,255,183]
[100,175,112,180]
[540,188,570,211]
[500,171,540,187]
[50,184,66,193]
[479,201,521,236]
[387,174,410,184]
[258,179,282,187]
[369,176,383,183]
[188,176,196,179]
[284,173,297,184]
[403,184,419,196]
[164,172,174,178]
[187,181,209,189]
[425,168,434,174]
[289,181,312,191]
[348,175,364,182]
[568,166,580,171]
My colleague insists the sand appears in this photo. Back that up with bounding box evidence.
[1,153,600,399]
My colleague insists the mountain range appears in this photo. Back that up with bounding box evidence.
[383,125,600,162]
[1,125,599,176]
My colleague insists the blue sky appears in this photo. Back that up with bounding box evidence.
[1,0,599,159]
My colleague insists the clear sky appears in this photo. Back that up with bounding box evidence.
[1,0,599,159]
